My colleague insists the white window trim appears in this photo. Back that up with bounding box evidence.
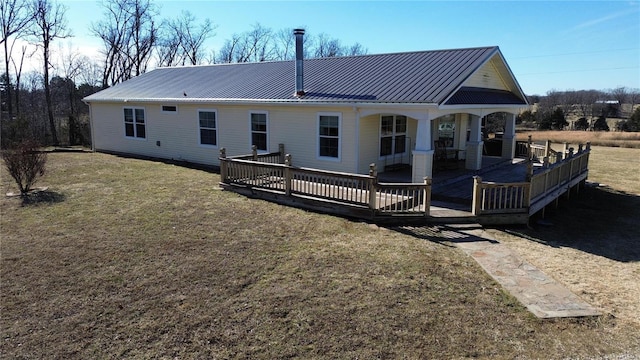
[317,112,342,162]
[249,110,269,153]
[378,114,407,160]
[161,105,178,114]
[123,106,147,140]
[197,109,219,148]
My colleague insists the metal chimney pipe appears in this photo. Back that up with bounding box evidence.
[294,28,305,96]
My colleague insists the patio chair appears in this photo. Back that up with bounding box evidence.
[434,139,458,170]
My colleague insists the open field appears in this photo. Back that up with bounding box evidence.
[516,130,640,148]
[2,150,639,359]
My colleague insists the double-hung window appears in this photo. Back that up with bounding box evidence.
[250,112,268,151]
[199,110,217,146]
[380,115,407,157]
[124,107,146,139]
[318,113,341,159]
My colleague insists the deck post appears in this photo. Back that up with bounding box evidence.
[578,143,583,153]
[472,176,482,215]
[279,144,285,163]
[501,113,516,159]
[586,141,591,151]
[219,148,227,183]
[543,156,549,168]
[368,163,378,211]
[423,176,432,217]
[545,140,551,158]
[252,145,258,161]
[563,142,569,160]
[284,154,292,196]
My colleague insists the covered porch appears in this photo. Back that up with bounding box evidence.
[379,155,529,210]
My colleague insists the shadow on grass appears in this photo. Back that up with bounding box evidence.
[498,185,640,263]
[392,224,499,247]
[21,190,66,206]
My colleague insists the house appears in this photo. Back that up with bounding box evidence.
[84,29,529,183]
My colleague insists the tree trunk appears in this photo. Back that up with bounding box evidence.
[3,39,13,119]
[43,39,58,146]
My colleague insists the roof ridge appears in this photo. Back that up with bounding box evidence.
[155,46,500,70]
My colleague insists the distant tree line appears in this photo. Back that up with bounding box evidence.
[518,87,640,132]
[1,0,367,148]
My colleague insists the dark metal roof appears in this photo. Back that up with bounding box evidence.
[445,87,527,105]
[84,46,525,105]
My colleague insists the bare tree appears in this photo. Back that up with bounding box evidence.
[159,11,214,66]
[271,27,295,61]
[9,44,33,116]
[91,0,158,86]
[55,43,90,144]
[216,26,367,63]
[178,11,213,65]
[574,90,601,120]
[28,0,70,146]
[1,0,34,118]
[128,0,157,77]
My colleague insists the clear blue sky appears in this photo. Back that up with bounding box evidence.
[59,0,639,96]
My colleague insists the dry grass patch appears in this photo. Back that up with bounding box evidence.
[488,146,640,344]
[516,130,640,148]
[2,152,639,358]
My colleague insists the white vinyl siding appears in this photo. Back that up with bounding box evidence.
[92,103,359,171]
[318,113,341,160]
[463,60,508,90]
[124,107,146,139]
[250,111,268,151]
[198,110,218,147]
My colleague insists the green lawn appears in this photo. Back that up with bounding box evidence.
[1,151,639,359]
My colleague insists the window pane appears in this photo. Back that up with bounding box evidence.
[395,116,407,133]
[135,109,145,123]
[199,112,216,129]
[125,123,134,137]
[319,137,339,157]
[394,135,406,154]
[319,116,339,136]
[251,113,267,132]
[136,124,146,138]
[252,133,267,151]
[380,136,392,156]
[124,108,133,123]
[381,116,393,135]
[200,129,216,145]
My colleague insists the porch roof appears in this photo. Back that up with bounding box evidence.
[84,46,528,106]
[445,87,527,105]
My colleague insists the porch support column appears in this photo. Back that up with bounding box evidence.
[465,114,483,170]
[501,113,516,159]
[412,114,434,182]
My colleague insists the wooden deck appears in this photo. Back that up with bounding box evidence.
[379,156,529,207]
[219,142,590,225]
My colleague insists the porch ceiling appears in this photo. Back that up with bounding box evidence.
[445,87,527,105]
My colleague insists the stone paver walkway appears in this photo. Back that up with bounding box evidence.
[400,224,601,319]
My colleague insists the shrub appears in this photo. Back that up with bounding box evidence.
[1,140,48,195]
[593,116,610,132]
[575,117,589,131]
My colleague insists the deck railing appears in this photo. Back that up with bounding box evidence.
[220,147,431,219]
[473,141,590,217]
[528,143,590,214]
[472,178,530,215]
